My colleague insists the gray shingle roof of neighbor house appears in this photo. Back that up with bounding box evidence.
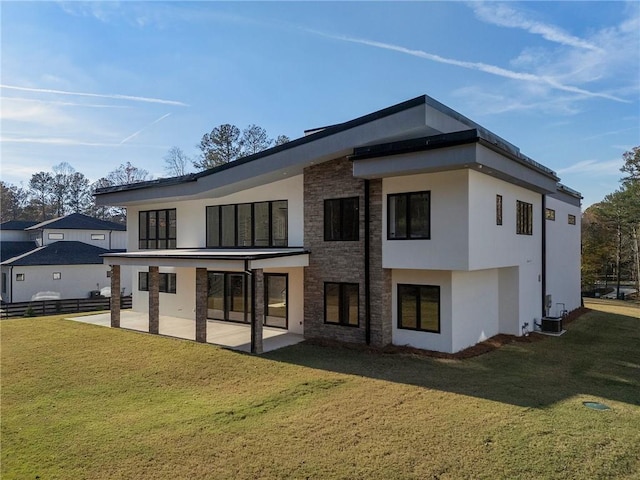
[94,94,577,205]
[0,241,124,266]
[0,241,38,262]
[0,220,39,231]
[25,213,126,231]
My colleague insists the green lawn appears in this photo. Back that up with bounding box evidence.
[2,301,639,479]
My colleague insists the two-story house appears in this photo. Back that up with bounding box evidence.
[95,95,581,354]
[1,213,131,303]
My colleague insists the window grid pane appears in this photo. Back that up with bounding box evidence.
[409,193,429,238]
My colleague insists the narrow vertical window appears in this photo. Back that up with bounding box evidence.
[568,214,576,225]
[271,200,288,246]
[206,206,220,247]
[496,195,503,225]
[516,200,533,235]
[1,272,6,293]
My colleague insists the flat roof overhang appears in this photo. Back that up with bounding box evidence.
[102,248,310,270]
[350,130,560,194]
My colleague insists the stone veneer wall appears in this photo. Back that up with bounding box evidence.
[304,156,390,346]
[368,179,392,347]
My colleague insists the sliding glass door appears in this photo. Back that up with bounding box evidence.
[207,272,251,323]
[264,274,287,329]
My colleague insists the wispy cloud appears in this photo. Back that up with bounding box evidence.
[0,84,188,106]
[6,97,132,109]
[470,2,602,51]
[120,113,171,144]
[305,29,626,103]
[557,159,623,175]
[0,135,166,148]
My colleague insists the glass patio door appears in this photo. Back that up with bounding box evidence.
[264,274,287,329]
[207,272,251,323]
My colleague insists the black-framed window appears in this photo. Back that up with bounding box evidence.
[545,208,556,221]
[264,273,288,329]
[138,272,177,294]
[388,191,430,239]
[496,195,503,225]
[48,233,64,240]
[568,214,576,225]
[206,200,288,247]
[16,273,24,281]
[139,209,176,249]
[516,200,533,235]
[397,284,440,333]
[53,272,61,280]
[324,197,359,241]
[324,282,359,326]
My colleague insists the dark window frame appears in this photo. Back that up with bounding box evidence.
[516,200,533,235]
[545,208,556,221]
[52,272,61,280]
[138,209,177,250]
[206,200,288,248]
[91,233,106,240]
[324,282,360,327]
[397,284,441,333]
[387,190,431,240]
[138,271,177,294]
[264,273,288,329]
[496,194,503,226]
[324,197,360,241]
[16,273,25,282]
[568,214,576,225]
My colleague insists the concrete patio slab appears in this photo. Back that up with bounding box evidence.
[67,311,304,353]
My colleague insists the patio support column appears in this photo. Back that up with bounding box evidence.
[110,265,121,328]
[195,268,207,343]
[251,268,264,354]
[148,266,160,334]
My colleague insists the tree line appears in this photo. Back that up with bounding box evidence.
[1,162,149,224]
[582,146,640,296]
[2,122,290,223]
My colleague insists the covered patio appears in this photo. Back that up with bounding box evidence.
[103,248,309,354]
[69,310,304,353]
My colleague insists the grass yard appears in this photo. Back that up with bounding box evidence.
[2,301,639,479]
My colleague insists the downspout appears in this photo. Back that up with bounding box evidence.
[10,265,13,304]
[541,194,546,318]
[364,180,371,345]
[109,230,112,250]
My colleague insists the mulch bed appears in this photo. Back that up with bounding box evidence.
[304,307,591,360]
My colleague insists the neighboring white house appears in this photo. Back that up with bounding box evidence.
[95,94,582,354]
[1,213,131,303]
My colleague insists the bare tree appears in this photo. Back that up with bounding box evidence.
[106,162,151,186]
[274,134,291,146]
[0,181,29,220]
[164,146,191,177]
[51,162,76,217]
[66,172,91,213]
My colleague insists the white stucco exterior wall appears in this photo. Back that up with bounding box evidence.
[391,269,453,353]
[545,196,582,314]
[4,264,132,303]
[383,170,469,270]
[125,175,304,251]
[41,229,127,249]
[451,268,500,352]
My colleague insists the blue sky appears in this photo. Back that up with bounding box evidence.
[1,1,639,208]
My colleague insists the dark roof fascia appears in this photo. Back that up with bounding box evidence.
[556,183,582,199]
[350,129,558,181]
[101,248,310,262]
[349,129,479,161]
[94,96,429,196]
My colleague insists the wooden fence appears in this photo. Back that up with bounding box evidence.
[1,296,132,319]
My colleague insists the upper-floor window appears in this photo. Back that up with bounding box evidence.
[324,197,359,241]
[388,191,431,240]
[496,195,503,226]
[206,200,287,248]
[568,214,576,225]
[16,273,25,281]
[91,233,106,240]
[139,209,177,249]
[545,208,556,221]
[53,272,61,280]
[48,233,64,240]
[516,200,533,235]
